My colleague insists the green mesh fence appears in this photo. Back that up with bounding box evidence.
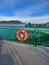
[0,27,49,46]
[37,29,49,46]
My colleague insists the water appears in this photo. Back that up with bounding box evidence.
[0,24,25,27]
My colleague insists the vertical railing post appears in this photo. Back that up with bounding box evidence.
[33,25,37,46]
[10,27,13,41]
[34,24,39,46]
[37,24,39,45]
[37,24,40,45]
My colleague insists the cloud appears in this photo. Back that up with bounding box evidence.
[26,15,49,24]
[0,0,49,17]
[0,0,49,24]
[0,0,24,11]
[0,15,49,24]
[13,1,49,17]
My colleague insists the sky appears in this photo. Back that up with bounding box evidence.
[0,0,49,23]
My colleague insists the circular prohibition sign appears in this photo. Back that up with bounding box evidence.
[16,29,28,42]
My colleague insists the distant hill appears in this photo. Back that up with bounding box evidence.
[46,22,49,24]
[0,20,24,24]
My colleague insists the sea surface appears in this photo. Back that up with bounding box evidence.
[0,24,25,27]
